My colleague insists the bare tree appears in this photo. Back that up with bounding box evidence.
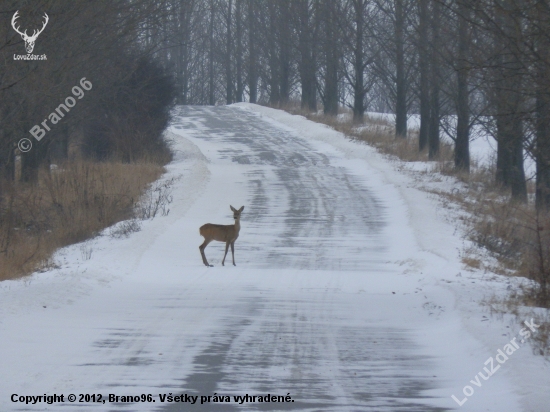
[225,0,233,104]
[340,0,376,123]
[235,0,244,102]
[418,0,430,151]
[493,0,527,201]
[320,0,339,115]
[454,0,472,171]
[533,0,550,210]
[295,0,318,111]
[209,0,216,105]
[394,0,407,137]
[371,0,414,137]
[247,0,258,103]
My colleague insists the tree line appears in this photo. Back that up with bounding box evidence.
[1,1,550,212]
[148,0,550,210]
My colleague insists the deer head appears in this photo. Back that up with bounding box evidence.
[12,11,49,54]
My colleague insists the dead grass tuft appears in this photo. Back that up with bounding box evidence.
[0,160,166,281]
[280,103,454,163]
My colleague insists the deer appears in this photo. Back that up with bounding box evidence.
[199,205,244,267]
[12,11,49,54]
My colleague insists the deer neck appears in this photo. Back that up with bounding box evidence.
[234,218,241,233]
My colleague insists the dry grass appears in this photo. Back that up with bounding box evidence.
[472,201,550,303]
[281,103,455,163]
[486,293,550,358]
[0,160,166,281]
[431,165,550,356]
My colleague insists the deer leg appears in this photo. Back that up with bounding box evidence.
[199,240,213,267]
[231,242,236,266]
[222,241,230,266]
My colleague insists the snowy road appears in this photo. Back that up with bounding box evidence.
[1,104,546,412]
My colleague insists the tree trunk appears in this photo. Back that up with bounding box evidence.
[536,93,550,210]
[0,140,15,182]
[418,0,430,151]
[510,119,527,201]
[428,0,440,158]
[20,143,42,183]
[495,72,527,202]
[178,0,192,105]
[226,0,234,105]
[208,0,215,105]
[495,100,511,186]
[298,0,316,112]
[268,0,280,105]
[535,0,550,211]
[323,0,338,116]
[394,0,407,138]
[49,124,69,162]
[175,14,184,104]
[455,0,471,172]
[248,0,257,103]
[494,0,527,202]
[235,0,243,102]
[279,2,291,106]
[352,0,365,124]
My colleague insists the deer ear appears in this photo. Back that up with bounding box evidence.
[230,205,236,212]
[239,206,244,212]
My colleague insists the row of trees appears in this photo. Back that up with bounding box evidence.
[1,1,549,211]
[0,1,175,187]
[149,0,550,210]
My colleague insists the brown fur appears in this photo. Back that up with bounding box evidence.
[199,205,244,267]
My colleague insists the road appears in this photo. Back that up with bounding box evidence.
[1,105,528,412]
[166,106,443,411]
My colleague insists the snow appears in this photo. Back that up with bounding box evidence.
[0,103,547,411]
[358,111,535,177]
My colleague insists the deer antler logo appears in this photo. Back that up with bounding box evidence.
[11,11,49,54]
